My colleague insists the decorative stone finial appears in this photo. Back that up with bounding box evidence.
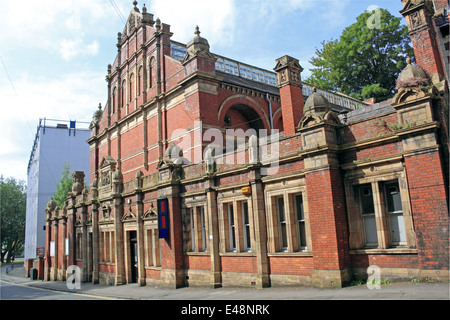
[396,56,430,90]
[195,25,201,36]
[133,1,138,8]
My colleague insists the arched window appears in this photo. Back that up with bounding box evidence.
[138,66,143,96]
[149,57,156,88]
[121,80,127,107]
[112,87,117,114]
[129,73,135,102]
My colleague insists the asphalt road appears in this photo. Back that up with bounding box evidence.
[0,279,113,300]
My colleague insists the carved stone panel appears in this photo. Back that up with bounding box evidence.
[99,156,117,198]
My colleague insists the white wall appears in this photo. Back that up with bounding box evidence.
[24,125,90,260]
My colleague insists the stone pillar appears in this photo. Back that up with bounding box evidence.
[113,196,124,286]
[274,55,304,136]
[51,218,59,281]
[44,208,52,281]
[80,205,88,282]
[206,178,221,288]
[67,198,76,268]
[92,200,100,284]
[61,217,67,280]
[250,173,270,288]
[136,191,146,286]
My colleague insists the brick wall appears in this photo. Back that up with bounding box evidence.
[404,151,449,271]
[220,256,257,273]
[279,85,304,136]
[350,253,419,269]
[268,256,314,275]
[306,168,350,271]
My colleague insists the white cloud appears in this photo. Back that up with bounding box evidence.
[0,0,111,53]
[59,38,100,61]
[150,0,236,46]
[0,70,105,181]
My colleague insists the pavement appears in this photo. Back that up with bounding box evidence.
[1,263,449,301]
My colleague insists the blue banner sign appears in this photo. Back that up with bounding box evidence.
[158,199,169,238]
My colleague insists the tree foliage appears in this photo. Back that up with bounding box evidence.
[306,8,414,102]
[53,163,73,208]
[0,176,26,263]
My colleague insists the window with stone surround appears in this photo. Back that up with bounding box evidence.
[183,206,208,253]
[112,87,117,114]
[129,73,135,102]
[100,230,115,263]
[138,66,143,96]
[76,231,82,260]
[226,203,236,251]
[220,199,253,253]
[121,80,127,108]
[346,171,416,251]
[144,228,160,267]
[148,57,156,88]
[265,188,311,253]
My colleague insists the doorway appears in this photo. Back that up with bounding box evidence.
[129,231,138,283]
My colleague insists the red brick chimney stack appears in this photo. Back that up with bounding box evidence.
[274,56,305,136]
[400,0,446,82]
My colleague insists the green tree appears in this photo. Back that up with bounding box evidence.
[0,176,26,263]
[307,8,414,102]
[53,163,72,208]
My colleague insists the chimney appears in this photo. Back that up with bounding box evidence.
[274,55,304,136]
[400,0,446,82]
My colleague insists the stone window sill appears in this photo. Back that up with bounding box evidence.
[185,251,210,256]
[350,248,418,255]
[268,251,313,257]
[145,266,161,270]
[220,252,256,257]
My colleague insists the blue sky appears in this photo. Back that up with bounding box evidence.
[0,0,405,182]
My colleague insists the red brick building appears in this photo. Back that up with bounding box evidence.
[39,0,449,288]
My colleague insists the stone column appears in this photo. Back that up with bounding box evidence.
[44,208,52,281]
[67,198,76,268]
[250,174,270,288]
[80,204,88,282]
[136,191,146,286]
[113,196,124,286]
[61,217,67,281]
[205,178,221,288]
[51,218,59,281]
[92,200,100,284]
